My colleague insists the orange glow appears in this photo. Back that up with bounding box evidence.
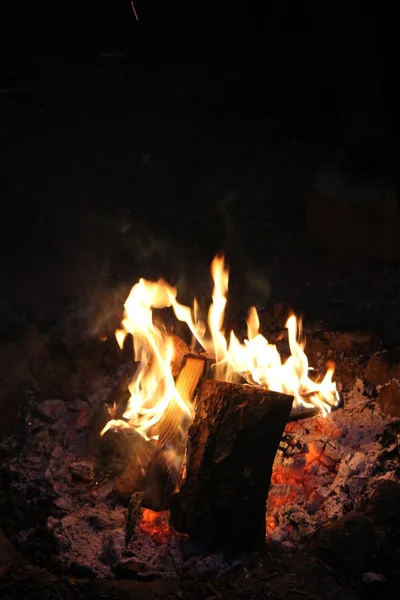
[140,508,171,542]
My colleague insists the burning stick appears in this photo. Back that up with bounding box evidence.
[170,379,293,551]
[142,354,208,510]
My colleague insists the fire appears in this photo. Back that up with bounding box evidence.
[102,278,193,440]
[139,508,172,542]
[103,255,339,439]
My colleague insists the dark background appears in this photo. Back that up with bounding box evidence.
[0,1,344,134]
[1,0,400,344]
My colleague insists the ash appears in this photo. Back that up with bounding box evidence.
[0,329,399,580]
[0,373,240,580]
[267,378,400,545]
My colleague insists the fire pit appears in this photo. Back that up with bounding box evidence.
[0,254,399,597]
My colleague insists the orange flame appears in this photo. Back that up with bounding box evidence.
[103,255,339,439]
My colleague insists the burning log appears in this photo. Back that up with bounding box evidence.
[104,360,138,419]
[111,431,156,499]
[142,354,208,511]
[170,379,293,551]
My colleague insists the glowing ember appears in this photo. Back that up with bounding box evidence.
[103,254,339,440]
[139,508,172,542]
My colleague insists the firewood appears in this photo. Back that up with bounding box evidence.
[142,355,208,511]
[112,433,156,500]
[170,379,293,551]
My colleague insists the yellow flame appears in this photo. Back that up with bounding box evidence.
[104,255,339,440]
[103,278,192,440]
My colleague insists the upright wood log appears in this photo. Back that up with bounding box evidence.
[170,379,293,551]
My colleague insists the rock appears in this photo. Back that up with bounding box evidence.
[332,331,381,354]
[365,347,400,386]
[378,380,400,418]
[304,337,333,370]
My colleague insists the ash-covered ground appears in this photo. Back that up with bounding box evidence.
[0,310,399,599]
[268,378,399,545]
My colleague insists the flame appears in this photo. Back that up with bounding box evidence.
[102,278,193,440]
[103,255,339,440]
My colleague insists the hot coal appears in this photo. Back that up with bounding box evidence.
[267,378,400,544]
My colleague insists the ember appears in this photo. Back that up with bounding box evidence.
[140,508,172,541]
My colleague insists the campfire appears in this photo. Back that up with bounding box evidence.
[99,254,339,548]
[104,254,338,438]
[0,254,398,583]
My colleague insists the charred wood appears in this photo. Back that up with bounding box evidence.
[170,379,293,551]
[95,428,156,498]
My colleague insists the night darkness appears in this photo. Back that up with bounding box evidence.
[1,1,400,335]
[1,3,400,599]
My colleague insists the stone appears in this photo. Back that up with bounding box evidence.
[378,380,400,418]
[304,337,333,370]
[332,331,381,354]
[334,358,359,392]
[365,348,400,386]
